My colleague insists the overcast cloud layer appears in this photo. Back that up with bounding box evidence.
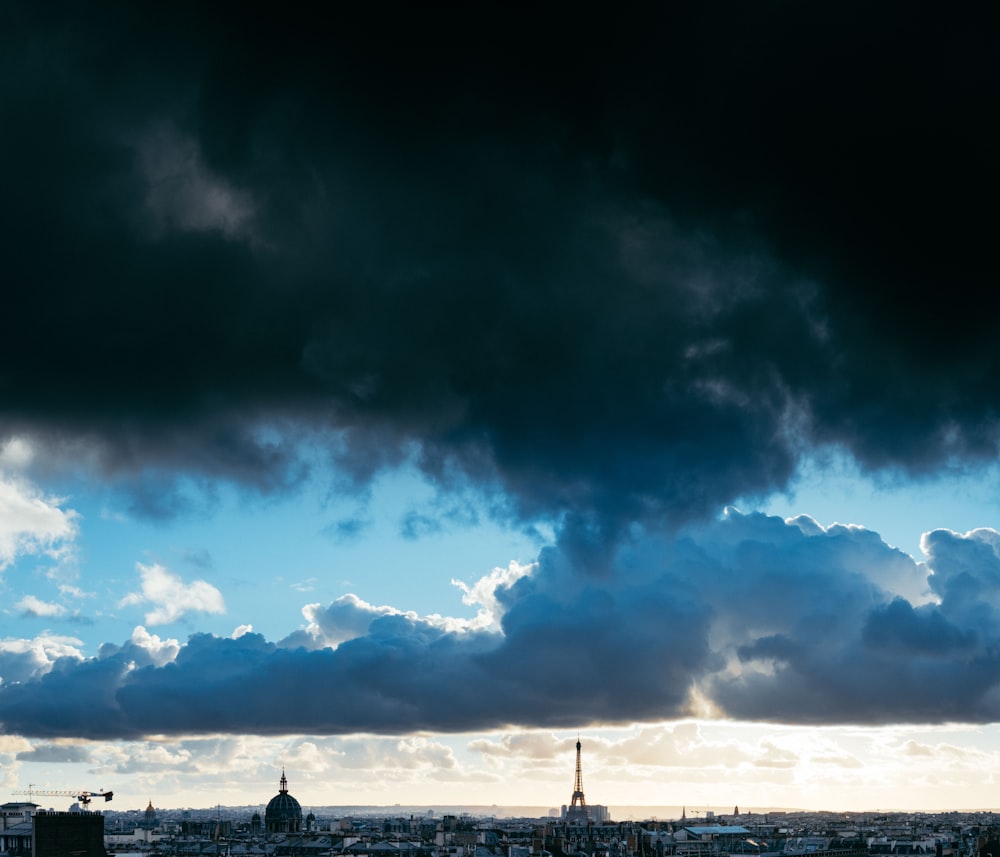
[3,4,996,522]
[1,4,998,742]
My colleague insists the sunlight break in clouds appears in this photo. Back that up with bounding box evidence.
[119,563,225,625]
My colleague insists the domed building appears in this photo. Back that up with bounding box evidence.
[264,771,302,835]
[142,800,158,830]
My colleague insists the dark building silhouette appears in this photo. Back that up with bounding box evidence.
[264,770,302,834]
[32,811,108,857]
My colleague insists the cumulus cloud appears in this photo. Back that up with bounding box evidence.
[5,512,1000,739]
[922,528,1000,622]
[452,561,534,631]
[469,732,577,762]
[283,588,508,652]
[0,474,77,571]
[284,594,406,649]
[707,522,1000,724]
[17,595,68,618]
[119,563,225,626]
[104,740,194,775]
[58,584,92,599]
[282,740,329,773]
[0,634,85,685]
[393,737,458,771]
[330,736,459,775]
[126,626,181,668]
[0,735,32,755]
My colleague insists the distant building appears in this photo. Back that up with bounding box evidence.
[265,770,303,834]
[588,804,610,823]
[0,801,37,854]
[142,800,159,830]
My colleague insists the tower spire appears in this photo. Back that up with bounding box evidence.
[566,737,589,822]
[572,738,586,807]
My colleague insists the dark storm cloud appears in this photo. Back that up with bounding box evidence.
[4,512,1000,739]
[2,3,996,527]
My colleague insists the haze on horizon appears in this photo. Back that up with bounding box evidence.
[1,2,998,815]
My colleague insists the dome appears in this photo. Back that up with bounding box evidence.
[266,791,301,819]
[264,771,302,835]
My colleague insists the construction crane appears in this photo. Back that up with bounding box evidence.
[12,785,113,808]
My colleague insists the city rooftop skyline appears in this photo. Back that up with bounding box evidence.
[2,3,998,814]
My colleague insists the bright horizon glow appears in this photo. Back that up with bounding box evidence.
[8,720,1000,814]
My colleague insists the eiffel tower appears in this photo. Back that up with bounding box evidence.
[565,738,589,823]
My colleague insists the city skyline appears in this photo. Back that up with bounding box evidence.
[2,4,998,814]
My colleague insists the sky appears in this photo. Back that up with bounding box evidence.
[1,2,999,816]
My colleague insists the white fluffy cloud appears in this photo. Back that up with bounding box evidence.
[16,595,67,618]
[0,634,85,684]
[287,567,535,653]
[119,563,225,626]
[294,593,404,648]
[128,626,181,667]
[0,472,78,571]
[452,560,534,630]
